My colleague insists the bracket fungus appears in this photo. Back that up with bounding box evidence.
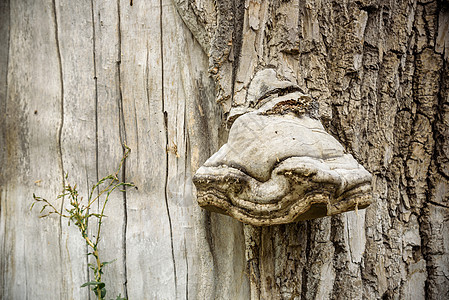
[193,69,373,226]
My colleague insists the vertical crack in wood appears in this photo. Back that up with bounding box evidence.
[0,190,5,297]
[24,241,28,300]
[51,0,65,297]
[90,0,99,200]
[90,1,99,298]
[184,238,189,300]
[1,189,8,298]
[300,222,310,299]
[116,1,128,297]
[0,0,9,192]
[203,210,217,287]
[145,44,151,122]
[183,93,190,300]
[0,0,10,294]
[345,215,354,264]
[230,0,245,102]
[120,134,129,300]
[160,0,178,295]
[133,99,140,160]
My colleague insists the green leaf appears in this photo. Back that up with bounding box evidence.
[102,259,116,266]
[39,205,48,213]
[81,281,104,288]
[91,284,106,297]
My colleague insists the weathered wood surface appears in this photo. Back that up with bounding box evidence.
[0,0,248,299]
[1,0,448,299]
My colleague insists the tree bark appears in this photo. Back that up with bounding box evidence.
[237,1,449,299]
[1,0,448,299]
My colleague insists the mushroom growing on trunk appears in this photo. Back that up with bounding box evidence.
[193,69,372,225]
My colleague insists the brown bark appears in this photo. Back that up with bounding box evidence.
[222,0,449,299]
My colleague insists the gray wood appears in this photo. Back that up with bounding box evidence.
[2,1,65,299]
[1,0,448,299]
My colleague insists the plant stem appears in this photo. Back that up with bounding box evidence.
[93,249,102,300]
[32,144,133,300]
[79,216,102,299]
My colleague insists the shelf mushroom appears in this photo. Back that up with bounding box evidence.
[193,69,372,226]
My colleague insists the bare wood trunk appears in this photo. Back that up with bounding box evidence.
[1,0,448,299]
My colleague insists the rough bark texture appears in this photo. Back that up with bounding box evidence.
[0,1,448,300]
[230,0,449,299]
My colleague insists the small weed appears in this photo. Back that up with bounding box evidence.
[31,144,133,300]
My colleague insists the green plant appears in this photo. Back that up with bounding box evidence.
[31,145,133,300]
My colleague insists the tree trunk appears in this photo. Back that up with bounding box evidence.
[1,0,448,299]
